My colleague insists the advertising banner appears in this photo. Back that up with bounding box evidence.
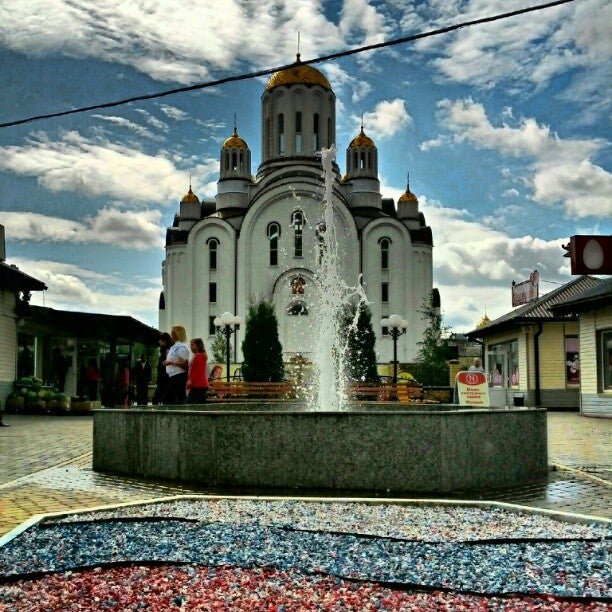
[511,270,539,307]
[456,371,490,407]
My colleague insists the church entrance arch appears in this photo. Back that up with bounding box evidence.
[272,269,318,360]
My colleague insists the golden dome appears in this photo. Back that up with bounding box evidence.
[266,57,331,92]
[349,127,375,149]
[398,189,417,204]
[222,128,248,150]
[181,186,199,204]
[476,313,491,328]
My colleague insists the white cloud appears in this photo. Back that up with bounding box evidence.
[419,135,449,151]
[0,208,164,250]
[360,99,412,139]
[436,98,612,218]
[0,131,218,205]
[0,0,347,84]
[502,189,519,198]
[92,114,163,141]
[134,109,169,132]
[12,258,160,325]
[159,104,189,121]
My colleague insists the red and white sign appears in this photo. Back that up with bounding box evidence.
[512,270,539,307]
[456,371,490,407]
[563,235,612,275]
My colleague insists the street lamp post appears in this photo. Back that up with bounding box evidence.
[381,314,408,384]
[214,311,242,383]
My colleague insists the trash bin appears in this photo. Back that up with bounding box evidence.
[513,393,525,407]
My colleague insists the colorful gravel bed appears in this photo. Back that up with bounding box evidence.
[0,500,610,610]
[52,499,611,541]
[1,565,610,611]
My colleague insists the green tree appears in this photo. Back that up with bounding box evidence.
[211,331,229,363]
[342,302,380,383]
[412,292,450,386]
[241,300,285,382]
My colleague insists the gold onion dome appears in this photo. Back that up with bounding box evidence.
[222,128,248,150]
[181,186,200,204]
[398,188,417,204]
[476,313,491,328]
[266,55,331,92]
[349,127,375,149]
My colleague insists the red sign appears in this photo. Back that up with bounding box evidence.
[563,235,612,275]
[456,371,490,407]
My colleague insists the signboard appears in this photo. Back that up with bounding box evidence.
[456,371,490,407]
[512,270,539,307]
[563,235,612,275]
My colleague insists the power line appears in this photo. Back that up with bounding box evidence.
[0,0,576,130]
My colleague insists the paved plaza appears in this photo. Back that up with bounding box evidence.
[0,412,610,536]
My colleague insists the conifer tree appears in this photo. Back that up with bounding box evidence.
[342,302,380,383]
[241,300,285,382]
[412,292,450,386]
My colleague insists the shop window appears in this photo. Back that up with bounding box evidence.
[565,336,580,386]
[600,330,612,391]
[17,334,35,379]
[487,340,519,387]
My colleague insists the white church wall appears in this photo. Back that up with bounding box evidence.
[187,219,237,343]
[362,219,421,363]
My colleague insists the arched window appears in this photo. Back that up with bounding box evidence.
[265,117,271,157]
[313,113,320,151]
[327,117,332,148]
[208,238,219,271]
[287,301,309,316]
[277,114,285,154]
[380,238,390,270]
[292,210,303,258]
[267,222,280,266]
[295,111,302,153]
[360,151,366,170]
[231,151,237,170]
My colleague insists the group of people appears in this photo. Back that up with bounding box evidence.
[153,325,214,405]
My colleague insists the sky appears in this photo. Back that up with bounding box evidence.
[0,0,610,332]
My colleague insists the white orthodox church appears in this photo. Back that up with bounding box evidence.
[159,58,435,364]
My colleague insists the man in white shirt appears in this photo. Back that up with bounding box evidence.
[468,357,485,373]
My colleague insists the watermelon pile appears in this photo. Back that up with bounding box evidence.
[6,378,70,414]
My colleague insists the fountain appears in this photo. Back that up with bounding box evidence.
[93,147,548,494]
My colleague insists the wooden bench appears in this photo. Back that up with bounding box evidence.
[210,381,295,400]
[346,382,424,402]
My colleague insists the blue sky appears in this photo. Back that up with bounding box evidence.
[0,0,610,331]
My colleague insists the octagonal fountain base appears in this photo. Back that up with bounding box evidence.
[93,404,548,494]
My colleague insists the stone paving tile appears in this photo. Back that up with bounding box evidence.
[0,412,610,537]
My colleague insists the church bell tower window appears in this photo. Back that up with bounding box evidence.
[295,112,302,154]
[278,114,285,155]
[313,113,320,151]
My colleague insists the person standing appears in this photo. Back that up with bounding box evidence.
[162,325,190,404]
[115,358,130,407]
[468,357,485,373]
[133,353,152,406]
[152,333,171,405]
[85,358,102,401]
[186,338,209,404]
